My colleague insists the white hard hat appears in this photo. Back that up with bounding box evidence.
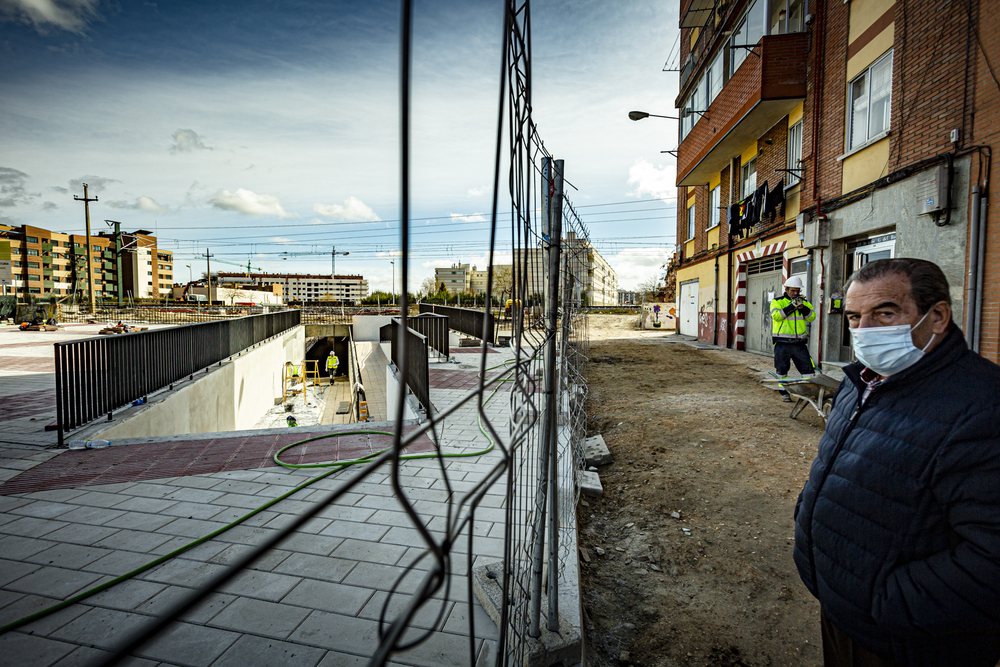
[783,275,805,290]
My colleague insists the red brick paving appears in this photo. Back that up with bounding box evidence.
[0,427,434,495]
[0,341,58,349]
[0,356,52,372]
[428,368,509,391]
[0,389,56,419]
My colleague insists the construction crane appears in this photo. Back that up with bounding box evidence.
[212,257,263,278]
[280,246,349,276]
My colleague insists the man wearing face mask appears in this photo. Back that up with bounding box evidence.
[793,258,1000,667]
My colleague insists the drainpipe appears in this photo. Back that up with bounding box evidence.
[966,185,981,345]
[974,193,987,354]
[713,252,720,345]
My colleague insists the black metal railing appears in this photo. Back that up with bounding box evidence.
[380,320,430,414]
[418,303,494,344]
[408,313,449,361]
[54,310,301,445]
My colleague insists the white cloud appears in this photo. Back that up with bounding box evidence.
[268,237,295,244]
[41,201,57,211]
[607,247,674,290]
[626,159,676,202]
[0,167,39,207]
[449,212,486,223]
[0,0,100,34]
[312,196,380,222]
[170,129,212,153]
[105,195,171,213]
[210,188,293,218]
[467,186,488,197]
[68,175,119,194]
[376,250,402,258]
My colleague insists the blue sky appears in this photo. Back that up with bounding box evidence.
[0,0,680,291]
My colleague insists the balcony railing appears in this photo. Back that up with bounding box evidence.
[677,32,808,186]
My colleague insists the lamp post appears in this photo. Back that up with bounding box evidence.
[186,264,191,283]
[390,260,395,307]
[628,110,681,121]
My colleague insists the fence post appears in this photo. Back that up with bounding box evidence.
[530,156,563,636]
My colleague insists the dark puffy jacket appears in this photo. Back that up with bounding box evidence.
[794,328,1000,667]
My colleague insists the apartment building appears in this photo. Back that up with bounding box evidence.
[434,263,472,294]
[217,272,368,304]
[507,234,619,306]
[0,223,174,302]
[672,0,997,364]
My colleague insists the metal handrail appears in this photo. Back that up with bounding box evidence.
[380,319,431,414]
[54,309,301,445]
[418,303,494,345]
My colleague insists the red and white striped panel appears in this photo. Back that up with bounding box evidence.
[733,241,787,351]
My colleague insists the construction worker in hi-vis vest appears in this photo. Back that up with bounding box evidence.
[770,275,817,402]
[326,352,339,385]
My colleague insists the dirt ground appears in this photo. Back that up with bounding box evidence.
[580,315,827,667]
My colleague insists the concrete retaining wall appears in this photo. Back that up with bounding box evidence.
[352,315,393,341]
[386,362,421,422]
[87,326,306,440]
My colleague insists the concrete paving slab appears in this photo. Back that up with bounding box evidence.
[213,634,327,667]
[271,552,357,582]
[27,542,112,570]
[217,569,301,602]
[208,596,313,639]
[7,566,105,599]
[48,606,149,649]
[281,579,374,615]
[330,538,407,566]
[137,621,240,667]
[0,631,77,667]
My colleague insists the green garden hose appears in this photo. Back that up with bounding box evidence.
[0,361,517,636]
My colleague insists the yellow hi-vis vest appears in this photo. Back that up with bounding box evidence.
[326,355,339,371]
[770,293,816,342]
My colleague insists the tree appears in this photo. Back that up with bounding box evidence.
[420,275,437,296]
[635,272,662,300]
[493,265,513,304]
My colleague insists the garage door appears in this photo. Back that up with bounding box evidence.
[679,281,698,337]
[744,257,783,354]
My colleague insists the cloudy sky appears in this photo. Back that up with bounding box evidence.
[0,0,680,292]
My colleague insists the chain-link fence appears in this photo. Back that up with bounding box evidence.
[83,1,594,665]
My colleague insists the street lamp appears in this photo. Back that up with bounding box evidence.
[186,264,191,283]
[390,260,395,307]
[628,110,680,121]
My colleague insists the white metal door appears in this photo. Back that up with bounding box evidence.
[745,257,784,354]
[679,281,698,337]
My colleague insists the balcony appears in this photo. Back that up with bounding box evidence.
[677,32,808,186]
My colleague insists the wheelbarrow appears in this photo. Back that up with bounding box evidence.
[762,373,843,424]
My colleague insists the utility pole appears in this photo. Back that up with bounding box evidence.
[202,248,214,304]
[331,246,349,304]
[74,184,98,312]
[104,220,124,305]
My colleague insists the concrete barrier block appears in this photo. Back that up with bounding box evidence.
[579,470,603,498]
[583,434,612,467]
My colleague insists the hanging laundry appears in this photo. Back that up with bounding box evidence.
[750,181,768,225]
[764,178,785,222]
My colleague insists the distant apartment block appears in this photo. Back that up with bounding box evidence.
[0,223,172,301]
[217,272,369,304]
[434,263,513,295]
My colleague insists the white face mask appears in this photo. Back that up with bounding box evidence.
[850,311,936,376]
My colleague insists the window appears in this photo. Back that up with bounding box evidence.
[770,0,804,34]
[741,157,758,197]
[25,236,38,244]
[848,50,893,150]
[707,50,724,105]
[27,262,39,269]
[731,0,765,74]
[693,74,706,122]
[681,95,695,139]
[27,249,38,256]
[686,205,696,241]
[787,120,803,185]
[709,186,721,228]
[29,287,40,294]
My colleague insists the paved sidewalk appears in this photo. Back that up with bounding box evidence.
[0,341,519,666]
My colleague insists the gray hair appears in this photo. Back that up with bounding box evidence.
[845,258,951,315]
